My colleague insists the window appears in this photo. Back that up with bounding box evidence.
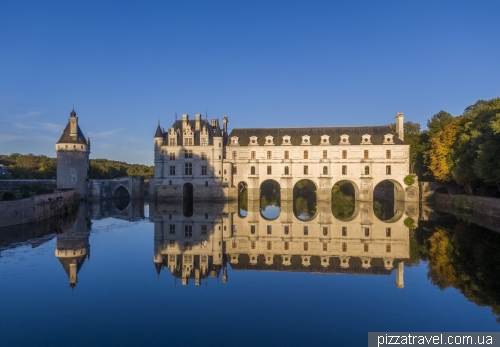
[386,150,391,159]
[284,151,289,159]
[342,242,347,252]
[184,163,192,175]
[184,149,193,158]
[169,138,176,146]
[342,166,347,175]
[251,225,256,234]
[267,151,272,159]
[169,152,176,160]
[323,227,328,236]
[251,166,256,175]
[251,151,256,160]
[169,225,175,234]
[284,241,289,250]
[205,181,208,187]
[201,152,207,160]
[184,242,192,250]
[342,150,347,159]
[284,166,289,175]
[169,240,175,248]
[184,225,192,237]
[304,150,308,159]
[267,166,272,174]
[232,151,237,159]
[323,150,327,159]
[224,169,227,175]
[184,138,193,146]
[201,166,207,175]
[201,225,207,235]
[364,150,369,159]
[364,244,369,252]
[386,228,391,237]
[169,254,176,262]
[303,226,308,235]
[201,255,207,262]
[323,166,328,174]
[233,166,237,174]
[323,243,328,251]
[386,244,391,253]
[267,241,272,250]
[386,165,391,175]
[284,226,289,235]
[364,228,370,237]
[304,165,308,174]
[267,225,272,234]
[251,241,256,249]
[201,138,208,146]
[304,242,308,251]
[342,226,347,236]
[364,166,369,175]
[169,166,176,175]
[232,241,237,249]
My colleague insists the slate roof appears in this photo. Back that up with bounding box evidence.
[155,119,223,146]
[228,125,405,146]
[57,122,88,144]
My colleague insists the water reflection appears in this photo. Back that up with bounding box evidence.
[260,180,280,220]
[331,181,355,220]
[293,179,316,220]
[238,181,248,217]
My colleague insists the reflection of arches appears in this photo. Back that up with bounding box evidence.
[293,179,317,221]
[260,180,281,220]
[238,181,248,218]
[331,180,358,221]
[373,180,405,223]
[113,185,131,211]
[114,185,130,198]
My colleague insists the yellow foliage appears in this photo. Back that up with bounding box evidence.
[429,120,459,181]
[428,228,457,288]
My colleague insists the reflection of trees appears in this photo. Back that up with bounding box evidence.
[293,180,316,220]
[373,198,395,221]
[260,181,280,208]
[413,221,500,321]
[238,186,248,214]
[331,181,354,219]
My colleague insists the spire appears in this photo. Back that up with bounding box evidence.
[154,123,163,138]
[70,107,76,117]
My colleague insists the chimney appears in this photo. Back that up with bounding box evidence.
[222,116,228,133]
[211,119,219,127]
[182,114,189,130]
[396,113,404,141]
[396,261,404,289]
[195,114,201,131]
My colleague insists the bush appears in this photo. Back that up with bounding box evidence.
[404,175,416,186]
[404,217,416,228]
[2,191,16,201]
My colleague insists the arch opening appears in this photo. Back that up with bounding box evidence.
[293,179,317,221]
[373,180,404,222]
[113,185,130,211]
[238,181,248,217]
[183,183,193,217]
[331,180,356,220]
[260,180,280,220]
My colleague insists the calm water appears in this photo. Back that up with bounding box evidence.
[1,198,499,347]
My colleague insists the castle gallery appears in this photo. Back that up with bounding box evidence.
[150,113,414,202]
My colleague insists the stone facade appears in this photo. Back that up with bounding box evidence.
[56,109,90,198]
[151,113,415,202]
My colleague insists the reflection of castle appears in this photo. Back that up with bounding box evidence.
[55,205,91,288]
[150,200,410,288]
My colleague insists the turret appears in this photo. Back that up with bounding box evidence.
[396,113,404,141]
[195,114,201,131]
[222,116,228,133]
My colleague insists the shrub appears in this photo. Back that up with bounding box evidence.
[404,175,416,186]
[404,217,416,228]
[2,191,16,201]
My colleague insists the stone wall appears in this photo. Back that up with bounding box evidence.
[87,176,144,201]
[0,179,56,191]
[0,189,80,228]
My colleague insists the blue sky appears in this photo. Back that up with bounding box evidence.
[1,0,499,165]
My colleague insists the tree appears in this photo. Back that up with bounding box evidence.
[429,120,459,182]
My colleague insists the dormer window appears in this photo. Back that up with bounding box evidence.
[301,135,311,145]
[383,134,395,144]
[249,136,258,145]
[320,135,330,145]
[231,136,239,146]
[265,136,274,145]
[282,135,292,145]
[339,134,350,145]
[361,134,371,144]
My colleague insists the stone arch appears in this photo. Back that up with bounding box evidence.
[373,180,405,223]
[238,181,248,218]
[331,180,359,221]
[113,185,131,211]
[259,179,281,220]
[373,179,405,201]
[293,179,317,221]
[113,184,130,198]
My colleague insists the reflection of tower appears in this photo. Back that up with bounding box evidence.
[396,261,404,289]
[55,205,90,288]
[55,109,90,199]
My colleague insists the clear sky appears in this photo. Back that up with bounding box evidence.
[1,0,499,165]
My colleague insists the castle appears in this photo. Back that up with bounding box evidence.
[150,113,415,202]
